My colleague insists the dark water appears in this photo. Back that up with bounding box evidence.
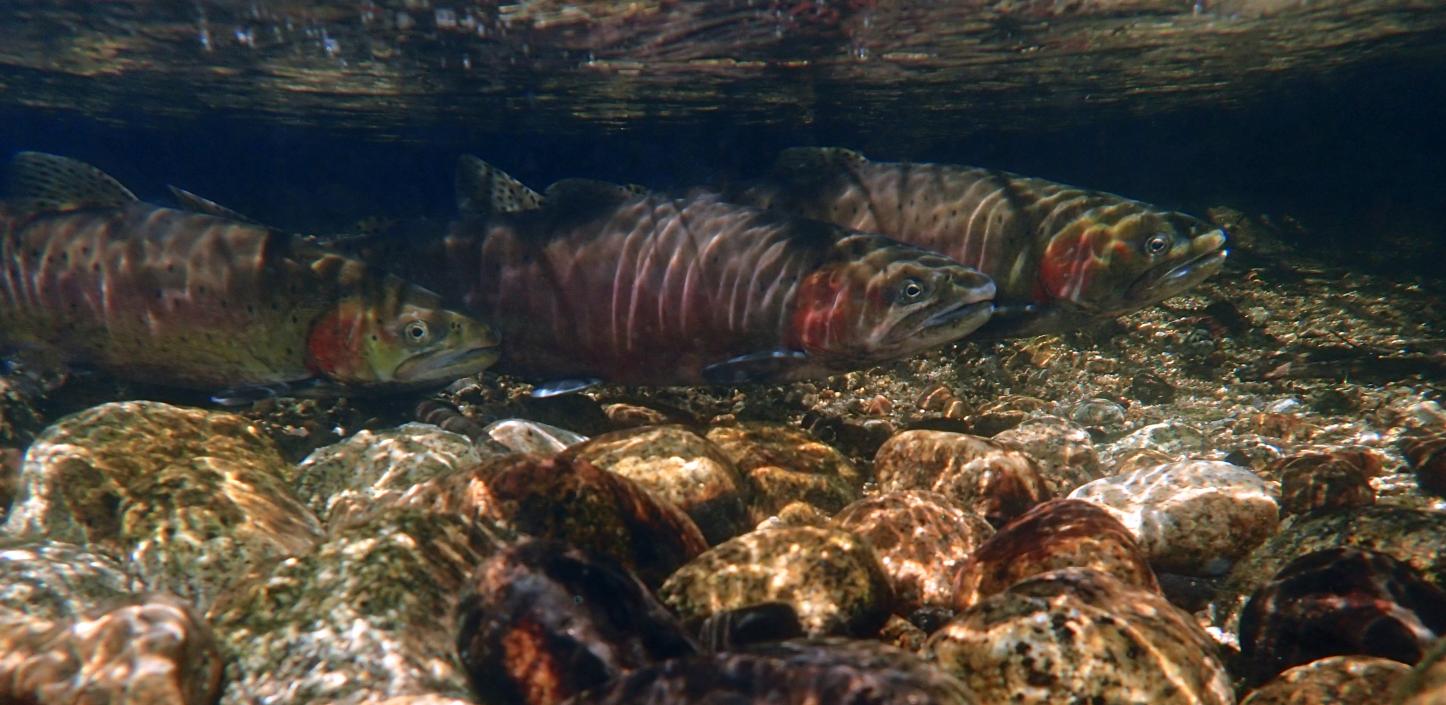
[2,55,1444,279]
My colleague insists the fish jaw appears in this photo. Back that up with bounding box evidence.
[1124,228,1228,306]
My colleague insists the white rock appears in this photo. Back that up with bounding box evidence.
[1068,459,1279,576]
[483,418,589,455]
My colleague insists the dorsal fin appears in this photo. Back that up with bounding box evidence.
[771,147,869,183]
[541,178,647,212]
[5,152,137,212]
[456,155,543,216]
[167,185,257,223]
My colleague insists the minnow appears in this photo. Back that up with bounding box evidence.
[374,156,996,390]
[0,152,500,399]
[732,147,1228,337]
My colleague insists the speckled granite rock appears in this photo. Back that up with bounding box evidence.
[873,430,1047,527]
[1107,420,1208,459]
[562,638,978,705]
[928,568,1232,705]
[952,499,1158,610]
[0,539,137,621]
[1069,459,1279,576]
[696,602,804,652]
[705,423,863,516]
[1240,655,1409,705]
[209,508,510,705]
[991,415,1103,496]
[457,539,697,705]
[395,454,707,588]
[484,418,589,455]
[1274,451,1378,516]
[0,593,223,705]
[1238,548,1446,686]
[2,401,322,609]
[659,525,893,638]
[1393,637,1446,704]
[1216,506,1446,634]
[294,422,491,529]
[563,425,751,544]
[832,490,994,613]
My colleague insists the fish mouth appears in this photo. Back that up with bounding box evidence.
[394,345,500,382]
[1126,229,1229,303]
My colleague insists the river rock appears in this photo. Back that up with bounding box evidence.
[928,568,1233,705]
[832,490,994,613]
[394,454,707,588]
[2,401,322,609]
[1238,547,1446,686]
[563,425,751,544]
[1239,655,1410,705]
[1274,451,1378,516]
[1393,637,1446,705]
[0,539,137,621]
[695,602,805,652]
[1400,426,1446,500]
[1216,506,1446,634]
[563,638,978,705]
[294,422,491,529]
[1069,459,1279,576]
[209,508,510,705]
[705,423,863,516]
[1107,420,1208,459]
[659,525,893,638]
[0,593,223,705]
[484,418,589,455]
[457,539,697,705]
[992,415,1103,496]
[952,499,1158,610]
[873,429,1047,527]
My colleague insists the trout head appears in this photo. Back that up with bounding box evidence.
[305,276,500,390]
[790,233,996,368]
[1036,204,1227,319]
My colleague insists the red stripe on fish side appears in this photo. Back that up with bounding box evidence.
[1037,226,1113,303]
[305,301,366,380]
[789,265,853,353]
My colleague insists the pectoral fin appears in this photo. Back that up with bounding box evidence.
[702,349,811,385]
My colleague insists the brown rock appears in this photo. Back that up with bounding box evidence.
[396,454,707,588]
[1274,451,1378,516]
[1240,655,1410,705]
[0,594,223,705]
[695,602,805,652]
[991,415,1103,496]
[565,638,978,705]
[706,423,862,516]
[874,429,1047,527]
[659,526,893,638]
[929,568,1232,705]
[952,499,1158,610]
[833,490,994,612]
[1239,547,1446,686]
[1400,426,1446,500]
[457,539,697,705]
[1394,636,1446,705]
[563,425,751,545]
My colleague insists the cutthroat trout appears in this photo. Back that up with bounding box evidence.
[733,147,1228,337]
[374,157,996,393]
[0,152,500,399]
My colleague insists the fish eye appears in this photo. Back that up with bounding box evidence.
[898,277,927,302]
[1144,233,1173,256]
[404,320,431,344]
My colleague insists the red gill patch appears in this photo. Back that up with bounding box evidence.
[305,302,369,380]
[789,265,858,352]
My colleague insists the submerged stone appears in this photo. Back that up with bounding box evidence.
[395,454,707,588]
[2,401,321,609]
[992,415,1104,496]
[1238,547,1446,686]
[563,638,978,705]
[874,429,1047,527]
[457,539,697,705]
[0,539,137,622]
[929,568,1232,705]
[563,425,751,544]
[951,498,1158,610]
[1239,656,1409,705]
[706,423,863,516]
[1068,459,1279,576]
[832,490,993,612]
[659,525,893,638]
